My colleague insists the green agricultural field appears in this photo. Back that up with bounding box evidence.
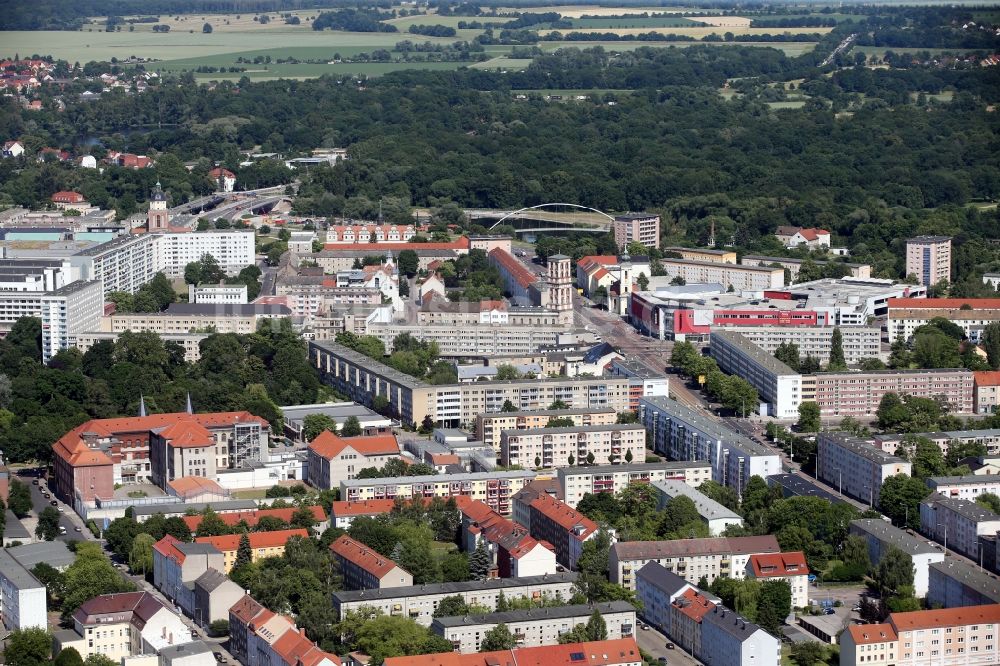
[382,14,474,30]
[853,45,973,57]
[539,41,817,56]
[565,16,705,28]
[182,60,474,81]
[469,57,534,70]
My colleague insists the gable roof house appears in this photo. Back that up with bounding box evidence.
[306,431,402,489]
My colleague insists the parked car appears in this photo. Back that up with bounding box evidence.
[50,500,58,506]
[665,643,675,650]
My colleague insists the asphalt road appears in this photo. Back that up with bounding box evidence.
[17,467,90,542]
[635,624,701,666]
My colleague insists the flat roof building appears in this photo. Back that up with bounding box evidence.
[710,330,802,419]
[651,479,743,536]
[927,558,1000,608]
[849,519,945,597]
[558,461,712,508]
[817,432,911,507]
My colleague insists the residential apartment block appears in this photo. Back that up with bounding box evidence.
[872,429,1000,458]
[848,520,945,598]
[660,257,785,291]
[808,368,974,418]
[0,549,46,630]
[713,325,884,366]
[430,601,637,653]
[0,279,103,362]
[70,233,157,294]
[905,235,952,286]
[108,302,295,336]
[332,573,578,627]
[741,254,871,281]
[460,498,557,578]
[340,470,536,516]
[383,639,643,666]
[640,395,781,492]
[746,552,810,608]
[306,431,401,489]
[154,230,255,277]
[920,495,1000,560]
[194,529,309,572]
[329,535,413,590]
[609,536,781,590]
[974,371,1000,414]
[635,563,702,644]
[558,461,713,508]
[500,423,646,469]
[329,499,396,529]
[840,604,999,666]
[817,433,912,507]
[927,475,1000,502]
[310,340,637,428]
[528,493,598,570]
[888,298,1000,343]
[228,596,339,666]
[927,559,1000,608]
[152,535,226,616]
[710,330,802,418]
[476,408,617,453]
[614,213,661,249]
[652,479,743,536]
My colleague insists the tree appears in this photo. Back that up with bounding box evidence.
[234,532,253,570]
[585,609,607,640]
[796,401,820,432]
[202,22,213,33]
[397,250,419,277]
[879,474,931,529]
[548,399,569,410]
[469,541,491,581]
[5,628,51,666]
[659,496,701,537]
[911,436,946,479]
[129,533,155,575]
[976,493,1000,515]
[480,623,518,652]
[196,507,229,537]
[874,546,914,599]
[62,543,135,620]
[774,342,801,371]
[341,415,363,437]
[35,506,60,541]
[183,261,202,285]
[546,416,575,428]
[54,647,84,666]
[8,479,32,517]
[984,322,1000,369]
[791,642,827,666]
[434,595,471,618]
[828,326,847,370]
[302,413,336,441]
[592,285,609,307]
[842,534,871,571]
[756,579,792,632]
[501,399,517,412]
[495,364,521,381]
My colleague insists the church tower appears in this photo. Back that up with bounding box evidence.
[147,181,169,232]
[546,254,574,326]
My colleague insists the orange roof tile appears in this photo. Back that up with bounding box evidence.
[229,595,266,626]
[184,506,326,532]
[195,528,309,553]
[308,431,399,460]
[847,623,897,645]
[384,639,642,666]
[271,627,341,666]
[889,298,1000,310]
[329,535,408,579]
[889,604,1000,632]
[330,500,397,518]
[152,535,186,564]
[489,248,537,289]
[168,476,225,497]
[975,371,1000,387]
[672,588,716,623]
[748,551,810,578]
[577,255,618,267]
[798,228,829,241]
[529,493,597,540]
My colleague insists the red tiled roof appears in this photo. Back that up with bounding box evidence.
[889,298,1000,309]
[889,604,1000,632]
[592,267,610,281]
[797,228,829,241]
[308,431,399,460]
[152,535,186,564]
[384,639,642,666]
[229,595,266,625]
[52,435,114,468]
[51,190,85,203]
[529,493,597,540]
[184,506,326,532]
[330,500,396,518]
[975,371,1000,387]
[195,528,309,553]
[577,255,618,267]
[748,551,809,578]
[329,535,407,579]
[209,167,235,178]
[271,627,341,666]
[156,420,214,448]
[168,476,225,497]
[847,623,897,645]
[489,248,537,289]
[671,588,716,623]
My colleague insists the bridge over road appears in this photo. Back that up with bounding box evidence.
[464,204,615,234]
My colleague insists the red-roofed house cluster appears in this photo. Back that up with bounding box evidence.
[208,167,236,192]
[461,498,558,577]
[196,528,310,572]
[106,150,155,169]
[52,410,271,510]
[528,493,600,570]
[382,638,644,666]
[325,223,424,244]
[0,58,52,91]
[230,596,341,666]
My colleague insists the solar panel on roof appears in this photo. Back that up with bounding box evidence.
[570,652,585,661]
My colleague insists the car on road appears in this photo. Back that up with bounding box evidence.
[50,500,58,506]
[824,608,836,615]
[31,479,38,485]
[74,526,82,532]
[665,643,674,650]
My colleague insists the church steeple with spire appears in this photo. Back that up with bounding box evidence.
[147,181,169,232]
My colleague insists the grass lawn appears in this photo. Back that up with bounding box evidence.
[768,100,808,109]
[383,14,473,30]
[232,488,268,499]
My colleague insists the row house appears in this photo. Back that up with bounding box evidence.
[527,493,599,570]
[195,529,310,572]
[229,596,340,666]
[329,535,413,590]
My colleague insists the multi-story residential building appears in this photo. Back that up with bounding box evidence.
[194,529,309,572]
[741,255,871,281]
[662,247,737,264]
[477,408,618,453]
[228,596,339,666]
[660,258,784,291]
[325,223,419,244]
[817,433,912,507]
[332,573,578,627]
[767,473,849,504]
[888,298,1000,343]
[710,330,802,418]
[311,340,638,428]
[329,499,396,529]
[712,325,884,366]
[366,319,568,358]
[974,371,1000,414]
[329,535,413,590]
[670,588,718,660]
[905,235,952,286]
[182,505,327,534]
[511,479,561,531]
[927,559,1000,608]
[608,536,781,590]
[528,493,599,570]
[0,549,46,630]
[808,368,975,418]
[153,230,255,278]
[839,604,999,666]
[635,562,697,633]
[384,639,643,666]
[108,302,296,336]
[558,461,713,508]
[152,535,226,615]
[500,423,646,469]
[700,604,781,666]
[614,213,661,249]
[191,569,243,629]
[76,331,209,363]
[872,430,1000,458]
[928,475,1000,502]
[341,470,536,516]
[775,226,831,249]
[745,551,810,608]
[0,279,104,362]
[53,592,192,662]
[431,601,637,653]
[306,431,401,489]
[640,395,781,493]
[70,233,156,294]
[848,519,945,598]
[920,495,1000,560]
[189,284,248,304]
[461,498,557,577]
[651,479,743,536]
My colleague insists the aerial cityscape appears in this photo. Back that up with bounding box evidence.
[0,1,999,666]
